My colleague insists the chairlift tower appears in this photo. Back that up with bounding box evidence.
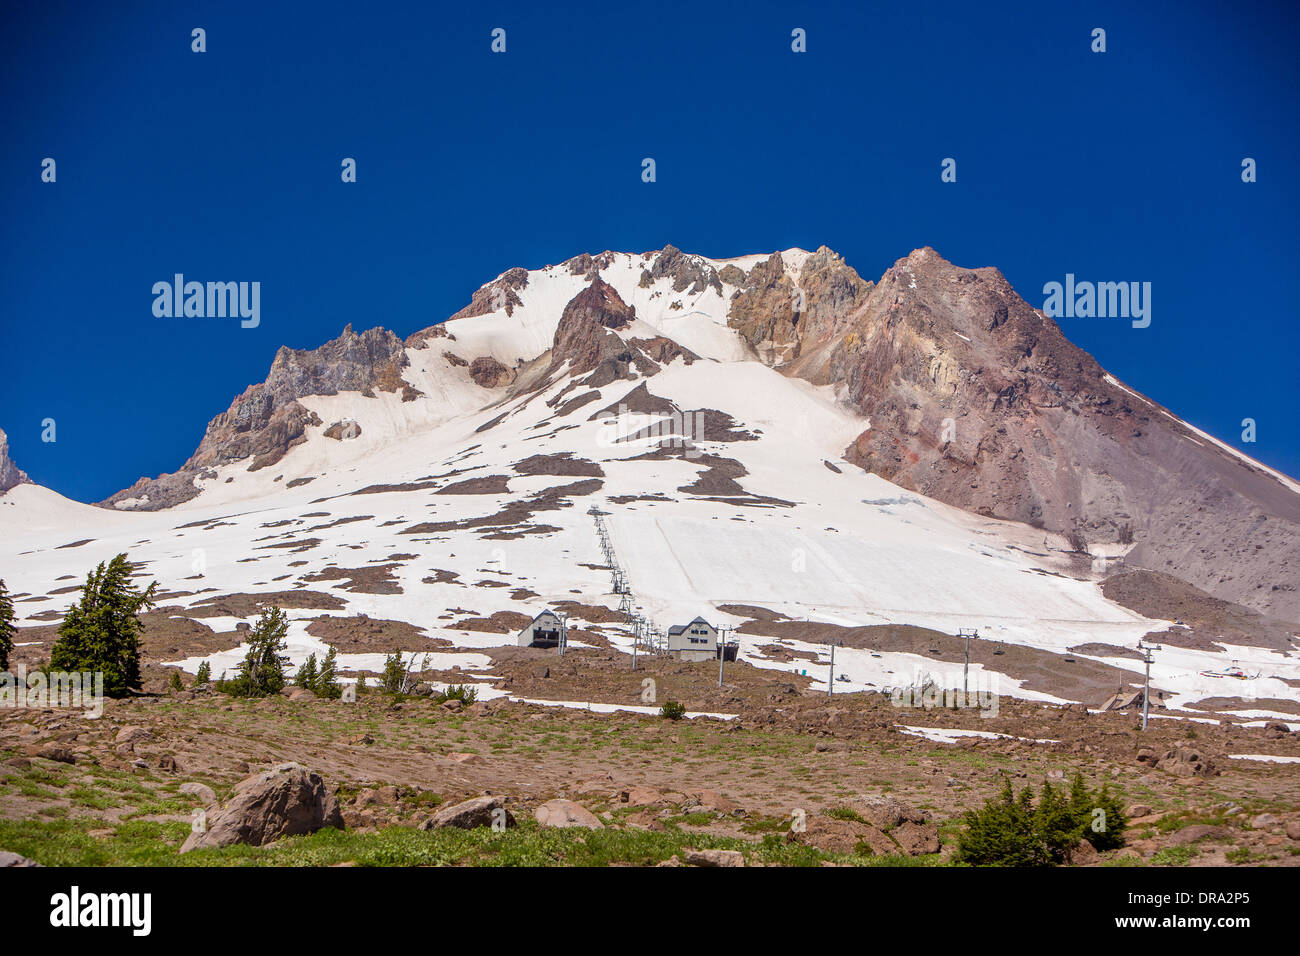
[959,627,979,695]
[1137,639,1161,731]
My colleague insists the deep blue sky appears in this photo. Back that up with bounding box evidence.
[2,0,1297,503]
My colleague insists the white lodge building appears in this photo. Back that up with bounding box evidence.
[517,610,566,649]
[667,617,719,662]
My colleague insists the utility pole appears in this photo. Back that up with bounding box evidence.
[631,613,640,671]
[717,627,729,687]
[828,641,838,695]
[1137,639,1161,731]
[558,612,568,658]
[959,627,979,695]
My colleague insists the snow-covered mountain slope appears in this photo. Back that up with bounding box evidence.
[3,245,1299,721]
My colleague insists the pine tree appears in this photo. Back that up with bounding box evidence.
[957,777,1049,867]
[1087,781,1128,852]
[224,606,290,698]
[380,651,406,694]
[195,660,211,685]
[0,578,15,672]
[49,554,158,698]
[169,670,184,691]
[316,646,342,699]
[1035,781,1084,864]
[295,653,319,690]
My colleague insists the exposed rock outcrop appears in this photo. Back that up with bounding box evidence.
[447,267,528,320]
[179,762,344,853]
[469,356,516,388]
[735,246,1300,620]
[102,325,416,510]
[0,428,30,495]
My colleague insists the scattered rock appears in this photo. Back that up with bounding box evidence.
[180,763,344,853]
[32,745,75,764]
[1166,824,1229,847]
[534,799,604,830]
[891,820,941,855]
[1157,748,1217,778]
[179,782,218,805]
[1068,839,1100,865]
[685,848,744,867]
[115,726,155,746]
[423,795,515,831]
[620,786,666,807]
[0,851,41,867]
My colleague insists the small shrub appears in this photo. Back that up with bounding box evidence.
[660,700,687,721]
[436,684,478,705]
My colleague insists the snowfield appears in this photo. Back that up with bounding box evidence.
[3,248,1299,719]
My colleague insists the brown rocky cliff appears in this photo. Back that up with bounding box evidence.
[100,325,414,510]
[0,428,30,495]
[762,246,1300,621]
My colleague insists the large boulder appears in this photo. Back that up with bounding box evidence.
[0,851,41,867]
[787,816,896,857]
[1157,748,1218,778]
[534,799,604,830]
[179,763,343,853]
[685,848,744,867]
[423,795,515,831]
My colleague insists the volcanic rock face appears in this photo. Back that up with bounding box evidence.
[549,278,655,386]
[447,266,528,320]
[87,242,1300,620]
[752,247,1300,620]
[726,247,872,367]
[0,428,29,495]
[100,325,415,510]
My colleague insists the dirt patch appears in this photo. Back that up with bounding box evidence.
[737,620,1146,707]
[513,453,604,478]
[589,383,677,420]
[255,537,322,553]
[437,475,511,495]
[305,615,450,653]
[1068,643,1146,660]
[403,479,603,539]
[1103,570,1294,651]
[448,611,533,634]
[554,390,602,417]
[302,564,404,595]
[1186,697,1300,716]
[552,601,627,625]
[181,591,349,618]
[306,515,373,531]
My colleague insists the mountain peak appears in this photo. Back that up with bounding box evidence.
[0,427,30,494]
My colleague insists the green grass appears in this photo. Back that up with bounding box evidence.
[0,815,951,868]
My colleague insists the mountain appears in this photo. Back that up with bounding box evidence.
[80,244,1300,623]
[0,428,29,494]
[2,244,1298,720]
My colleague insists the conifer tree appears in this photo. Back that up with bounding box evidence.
[224,606,290,698]
[316,646,342,699]
[0,578,15,672]
[295,653,319,690]
[49,554,158,698]
[195,660,211,685]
